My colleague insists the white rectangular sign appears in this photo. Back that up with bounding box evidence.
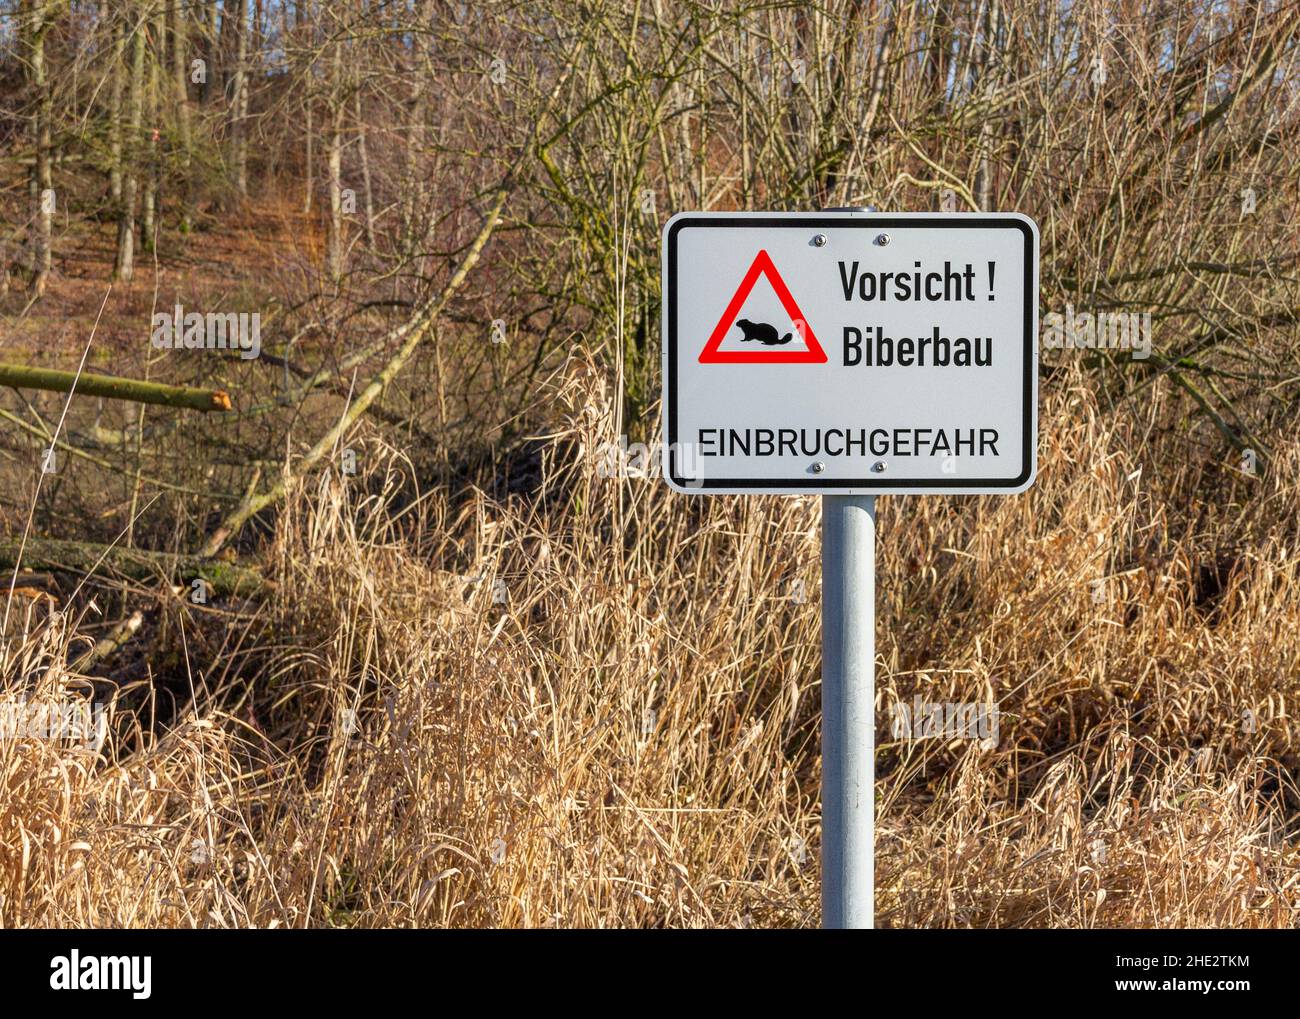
[661,211,1039,495]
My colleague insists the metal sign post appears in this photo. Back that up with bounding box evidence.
[821,492,875,929]
[660,207,1038,930]
[820,206,876,931]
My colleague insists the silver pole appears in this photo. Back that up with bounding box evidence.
[821,493,876,929]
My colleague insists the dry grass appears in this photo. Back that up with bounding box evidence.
[2,355,1299,928]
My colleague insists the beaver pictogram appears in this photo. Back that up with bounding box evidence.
[735,318,793,345]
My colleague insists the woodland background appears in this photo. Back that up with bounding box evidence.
[1,0,1299,927]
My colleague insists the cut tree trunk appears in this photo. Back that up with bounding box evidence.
[0,362,233,411]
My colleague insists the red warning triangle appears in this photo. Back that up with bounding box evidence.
[698,249,827,364]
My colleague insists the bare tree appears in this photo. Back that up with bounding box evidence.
[326,24,344,281]
[171,0,192,232]
[231,0,249,197]
[113,3,146,282]
[108,3,125,206]
[26,0,54,295]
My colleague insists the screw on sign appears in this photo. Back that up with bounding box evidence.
[660,209,1040,928]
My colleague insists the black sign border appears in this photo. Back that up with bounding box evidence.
[664,214,1037,492]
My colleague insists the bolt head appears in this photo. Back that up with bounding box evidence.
[811,461,826,474]
[872,460,888,472]
[875,233,890,246]
[813,234,827,247]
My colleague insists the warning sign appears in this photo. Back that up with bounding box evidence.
[698,250,827,364]
[661,211,1039,495]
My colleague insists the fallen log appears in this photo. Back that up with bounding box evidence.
[0,363,232,412]
[72,610,144,671]
[1,537,267,597]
